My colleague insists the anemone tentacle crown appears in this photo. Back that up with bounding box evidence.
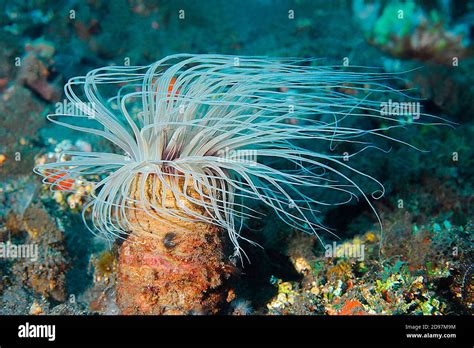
[35,54,440,258]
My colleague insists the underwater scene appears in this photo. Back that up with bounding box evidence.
[0,0,473,328]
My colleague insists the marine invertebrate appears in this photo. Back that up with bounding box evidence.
[230,299,253,315]
[34,54,443,314]
[355,0,471,64]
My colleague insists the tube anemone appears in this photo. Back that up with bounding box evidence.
[34,54,446,314]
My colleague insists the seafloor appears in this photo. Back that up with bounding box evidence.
[0,0,472,315]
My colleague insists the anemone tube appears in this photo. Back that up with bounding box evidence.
[34,54,446,314]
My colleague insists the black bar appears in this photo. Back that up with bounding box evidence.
[0,315,471,346]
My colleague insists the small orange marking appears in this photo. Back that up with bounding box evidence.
[45,171,74,190]
[167,77,178,97]
[422,235,431,245]
[151,77,180,99]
